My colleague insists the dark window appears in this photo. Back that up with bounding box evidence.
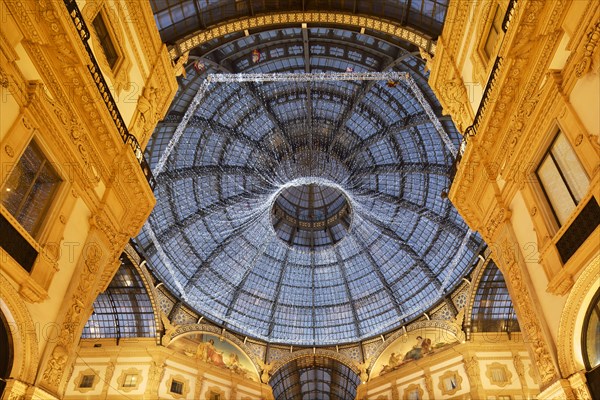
[583,288,600,370]
[1,140,61,237]
[170,380,184,395]
[483,4,503,59]
[208,392,220,400]
[92,13,119,69]
[536,131,589,226]
[79,375,95,388]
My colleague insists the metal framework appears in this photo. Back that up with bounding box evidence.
[82,256,157,340]
[471,261,520,334]
[270,356,361,400]
[155,71,456,175]
[138,22,482,346]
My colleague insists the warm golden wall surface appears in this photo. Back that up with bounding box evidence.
[429,0,599,398]
[0,0,176,398]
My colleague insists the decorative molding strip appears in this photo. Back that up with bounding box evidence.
[170,12,436,59]
[62,0,155,188]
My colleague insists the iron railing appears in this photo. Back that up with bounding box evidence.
[63,0,155,188]
[450,0,518,182]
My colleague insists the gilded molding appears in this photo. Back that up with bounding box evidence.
[574,21,600,77]
[40,241,104,393]
[269,348,360,376]
[464,355,481,388]
[568,371,593,400]
[165,324,262,375]
[366,315,465,373]
[557,254,600,377]
[0,275,40,383]
[171,12,436,59]
[496,234,559,387]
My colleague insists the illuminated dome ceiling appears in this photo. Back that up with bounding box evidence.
[138,0,483,346]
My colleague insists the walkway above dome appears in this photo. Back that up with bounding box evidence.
[137,24,483,346]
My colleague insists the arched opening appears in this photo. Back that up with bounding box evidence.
[0,311,14,396]
[269,356,360,400]
[582,287,600,397]
[470,260,520,335]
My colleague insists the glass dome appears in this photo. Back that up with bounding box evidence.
[138,23,482,346]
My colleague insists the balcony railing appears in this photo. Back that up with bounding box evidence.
[63,0,155,189]
[462,0,518,140]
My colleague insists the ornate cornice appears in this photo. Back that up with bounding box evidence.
[171,12,436,59]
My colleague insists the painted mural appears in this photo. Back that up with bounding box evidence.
[169,332,259,382]
[371,328,459,377]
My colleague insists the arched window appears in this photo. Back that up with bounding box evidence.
[82,254,157,340]
[471,260,520,334]
[269,356,360,400]
[582,288,600,370]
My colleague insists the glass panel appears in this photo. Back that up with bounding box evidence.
[82,256,156,339]
[92,14,118,69]
[551,133,589,202]
[138,30,482,345]
[123,374,137,387]
[483,4,502,59]
[537,155,576,225]
[1,141,61,237]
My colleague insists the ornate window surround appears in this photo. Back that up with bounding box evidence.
[0,115,74,302]
[205,386,226,400]
[438,370,463,396]
[485,362,513,387]
[82,1,132,94]
[403,383,424,400]
[524,112,598,288]
[166,374,190,399]
[116,367,143,392]
[471,0,508,85]
[73,368,100,393]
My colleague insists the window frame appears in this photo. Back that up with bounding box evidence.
[535,130,590,228]
[0,138,63,239]
[482,3,503,60]
[403,383,423,400]
[471,0,507,85]
[167,374,190,399]
[117,368,143,392]
[73,369,100,393]
[83,1,132,94]
[438,370,462,396]
[485,362,513,387]
[92,12,119,70]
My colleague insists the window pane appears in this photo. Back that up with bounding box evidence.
[537,155,576,225]
[483,4,501,59]
[93,14,118,69]
[1,141,61,236]
[551,133,589,202]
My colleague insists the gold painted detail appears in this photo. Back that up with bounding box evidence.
[171,12,435,59]
[575,21,600,77]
